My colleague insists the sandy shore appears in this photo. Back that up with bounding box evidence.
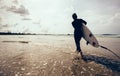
[0,35,120,76]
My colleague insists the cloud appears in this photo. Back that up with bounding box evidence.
[106,13,120,34]
[12,0,18,4]
[72,0,120,34]
[93,12,120,34]
[0,0,120,34]
[6,5,29,16]
[0,0,29,16]
[2,24,9,27]
[22,17,31,20]
[0,17,2,21]
[0,17,2,29]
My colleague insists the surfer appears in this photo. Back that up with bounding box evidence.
[72,13,87,58]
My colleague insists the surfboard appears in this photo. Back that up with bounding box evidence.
[81,24,120,59]
[82,23,99,47]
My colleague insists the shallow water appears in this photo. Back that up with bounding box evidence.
[0,35,120,76]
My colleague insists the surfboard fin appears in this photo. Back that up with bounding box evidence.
[86,41,89,45]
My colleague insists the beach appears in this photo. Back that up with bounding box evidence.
[0,35,120,76]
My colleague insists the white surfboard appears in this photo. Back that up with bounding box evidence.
[82,23,99,47]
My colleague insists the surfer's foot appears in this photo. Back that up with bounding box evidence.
[73,51,84,60]
[75,51,79,54]
[80,51,84,59]
[73,51,80,59]
[73,51,80,60]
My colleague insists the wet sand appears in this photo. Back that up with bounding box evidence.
[0,35,120,76]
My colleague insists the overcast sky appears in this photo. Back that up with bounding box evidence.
[0,0,120,34]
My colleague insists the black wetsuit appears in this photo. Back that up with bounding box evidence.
[72,19,87,52]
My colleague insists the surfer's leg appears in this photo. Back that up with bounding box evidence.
[74,34,84,59]
[74,35,80,52]
[79,37,84,58]
[75,37,84,58]
[80,51,83,58]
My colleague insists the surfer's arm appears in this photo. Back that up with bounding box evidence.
[72,22,75,28]
[81,19,87,25]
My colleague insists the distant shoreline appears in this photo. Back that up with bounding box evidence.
[0,32,120,38]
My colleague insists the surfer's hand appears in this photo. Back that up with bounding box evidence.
[86,41,89,45]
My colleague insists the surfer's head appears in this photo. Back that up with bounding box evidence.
[72,13,77,20]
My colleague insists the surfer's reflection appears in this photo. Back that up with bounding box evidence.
[72,13,87,58]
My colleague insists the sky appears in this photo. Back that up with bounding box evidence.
[0,0,120,34]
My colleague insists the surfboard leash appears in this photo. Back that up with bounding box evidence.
[99,45,120,59]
